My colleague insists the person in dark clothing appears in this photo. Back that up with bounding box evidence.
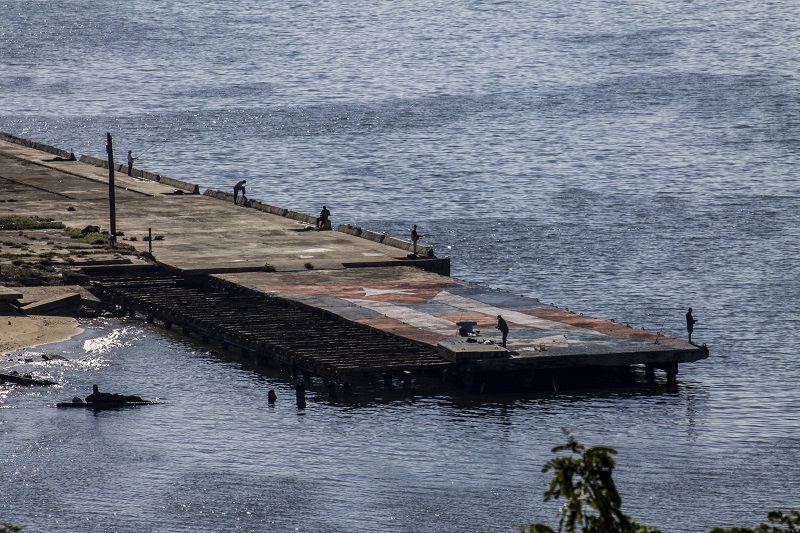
[233,180,247,205]
[411,224,421,255]
[316,205,331,229]
[686,308,697,344]
[496,315,509,348]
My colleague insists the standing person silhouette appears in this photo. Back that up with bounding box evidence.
[233,180,247,205]
[686,307,697,344]
[127,150,137,176]
[411,224,421,255]
[496,315,509,348]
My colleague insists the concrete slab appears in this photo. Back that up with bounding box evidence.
[0,138,447,277]
[0,286,24,301]
[20,292,80,314]
[13,285,101,309]
[437,337,510,363]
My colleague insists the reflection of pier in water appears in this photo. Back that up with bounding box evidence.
[0,133,709,393]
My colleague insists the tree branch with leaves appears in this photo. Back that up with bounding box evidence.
[520,433,797,533]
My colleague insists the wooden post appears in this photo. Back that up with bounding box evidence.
[296,377,306,408]
[666,362,679,388]
[105,133,117,246]
[148,228,153,258]
[645,363,655,384]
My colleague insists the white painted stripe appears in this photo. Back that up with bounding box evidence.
[345,298,456,335]
[431,291,599,334]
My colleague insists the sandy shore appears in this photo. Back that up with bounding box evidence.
[0,287,88,355]
[0,312,83,355]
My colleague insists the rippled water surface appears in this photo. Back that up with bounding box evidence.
[1,0,799,531]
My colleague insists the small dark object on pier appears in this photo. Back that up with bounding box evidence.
[268,389,277,404]
[81,225,101,235]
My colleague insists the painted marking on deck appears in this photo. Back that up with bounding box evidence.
[432,291,597,334]
[346,298,457,335]
[362,288,416,297]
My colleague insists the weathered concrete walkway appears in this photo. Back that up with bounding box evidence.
[0,135,708,390]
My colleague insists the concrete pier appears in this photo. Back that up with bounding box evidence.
[0,134,708,392]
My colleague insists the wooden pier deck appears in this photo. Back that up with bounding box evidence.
[90,272,449,378]
[0,134,708,392]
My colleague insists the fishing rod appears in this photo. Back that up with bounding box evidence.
[132,138,166,159]
[135,143,158,158]
[653,315,668,344]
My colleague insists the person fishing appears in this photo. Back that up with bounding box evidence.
[233,180,247,205]
[686,307,697,344]
[411,224,422,255]
[127,150,138,176]
[496,315,509,348]
[316,205,331,230]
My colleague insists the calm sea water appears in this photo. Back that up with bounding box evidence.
[2,0,799,531]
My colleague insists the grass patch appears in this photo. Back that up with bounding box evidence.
[86,235,110,246]
[0,215,64,230]
[35,259,56,269]
[0,262,58,285]
[112,241,139,254]
[61,226,138,254]
[64,227,85,239]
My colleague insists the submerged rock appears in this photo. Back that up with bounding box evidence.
[57,385,157,409]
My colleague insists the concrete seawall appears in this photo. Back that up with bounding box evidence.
[0,130,434,258]
[0,132,75,160]
[79,154,200,194]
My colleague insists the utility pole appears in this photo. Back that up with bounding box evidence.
[106,132,117,246]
